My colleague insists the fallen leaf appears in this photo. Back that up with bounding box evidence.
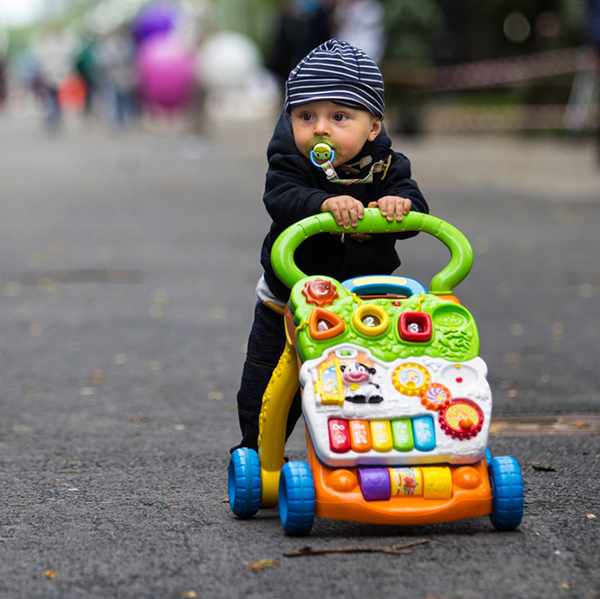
[210,305,227,319]
[556,582,570,589]
[25,381,38,390]
[89,370,105,385]
[245,559,280,571]
[503,353,521,363]
[29,324,43,337]
[44,569,58,579]
[153,292,169,307]
[4,282,21,297]
[178,591,197,598]
[586,514,596,519]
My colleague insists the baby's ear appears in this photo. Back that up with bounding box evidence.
[368,118,382,141]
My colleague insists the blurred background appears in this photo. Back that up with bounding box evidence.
[0,0,599,416]
[0,0,597,142]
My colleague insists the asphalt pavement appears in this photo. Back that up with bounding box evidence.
[0,111,599,599]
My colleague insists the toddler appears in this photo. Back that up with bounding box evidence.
[233,39,428,451]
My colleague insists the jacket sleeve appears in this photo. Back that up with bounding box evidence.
[263,152,332,229]
[380,151,428,215]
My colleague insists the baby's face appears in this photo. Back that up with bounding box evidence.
[291,101,381,167]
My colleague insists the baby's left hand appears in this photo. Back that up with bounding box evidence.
[368,196,412,222]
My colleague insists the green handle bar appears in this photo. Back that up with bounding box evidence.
[271,209,473,294]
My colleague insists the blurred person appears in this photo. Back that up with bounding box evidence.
[267,0,332,93]
[12,49,45,111]
[0,25,7,110]
[98,28,138,128]
[0,58,6,110]
[332,0,385,62]
[232,39,428,451]
[588,0,600,161]
[380,0,444,134]
[32,29,75,131]
[74,33,100,117]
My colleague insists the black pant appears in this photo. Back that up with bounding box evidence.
[232,301,302,452]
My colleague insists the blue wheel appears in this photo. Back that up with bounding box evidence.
[488,456,524,530]
[279,461,315,535]
[485,448,492,466]
[228,448,261,518]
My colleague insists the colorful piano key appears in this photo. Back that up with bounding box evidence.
[349,420,372,452]
[328,418,351,453]
[391,418,414,452]
[327,416,439,454]
[412,415,436,452]
[370,420,393,452]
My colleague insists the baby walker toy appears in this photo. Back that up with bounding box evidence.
[228,208,524,535]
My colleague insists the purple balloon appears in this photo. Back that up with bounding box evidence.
[132,3,179,44]
[136,35,196,110]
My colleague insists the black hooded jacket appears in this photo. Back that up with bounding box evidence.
[260,110,429,302]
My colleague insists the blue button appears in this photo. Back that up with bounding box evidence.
[412,416,436,452]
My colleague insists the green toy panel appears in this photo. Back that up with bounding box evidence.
[290,276,480,364]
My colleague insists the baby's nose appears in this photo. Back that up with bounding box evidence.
[313,117,330,136]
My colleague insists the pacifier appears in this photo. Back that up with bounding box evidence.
[306,136,342,168]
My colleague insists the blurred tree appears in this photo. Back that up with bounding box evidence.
[382,0,444,64]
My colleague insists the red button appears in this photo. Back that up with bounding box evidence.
[328,419,351,453]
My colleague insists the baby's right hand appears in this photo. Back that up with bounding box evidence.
[321,196,365,229]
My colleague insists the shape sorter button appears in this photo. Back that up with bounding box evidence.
[349,420,372,453]
[370,420,393,452]
[391,418,415,452]
[328,419,351,453]
[412,415,436,452]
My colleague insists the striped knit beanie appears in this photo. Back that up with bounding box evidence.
[284,39,385,119]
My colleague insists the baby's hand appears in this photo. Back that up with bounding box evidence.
[321,196,365,229]
[368,196,412,222]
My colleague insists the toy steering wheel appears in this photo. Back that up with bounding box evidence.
[271,209,473,295]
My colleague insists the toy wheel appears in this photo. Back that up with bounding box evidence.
[228,448,261,518]
[279,461,315,535]
[485,448,492,466]
[488,456,524,530]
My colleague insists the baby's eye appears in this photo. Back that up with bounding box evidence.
[333,113,348,122]
[300,113,314,121]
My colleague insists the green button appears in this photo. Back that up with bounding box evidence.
[391,418,414,452]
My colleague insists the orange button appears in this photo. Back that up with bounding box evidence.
[349,420,372,453]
